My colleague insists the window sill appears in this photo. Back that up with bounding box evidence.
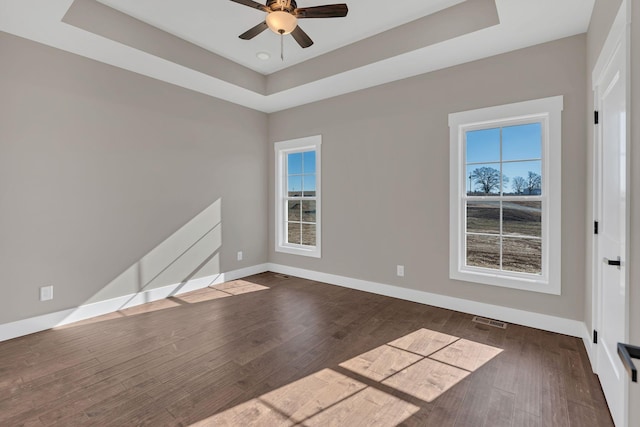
[276,245,321,259]
[450,268,560,295]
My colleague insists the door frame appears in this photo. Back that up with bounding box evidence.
[591,0,631,425]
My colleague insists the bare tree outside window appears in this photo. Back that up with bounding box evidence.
[469,167,509,194]
[512,176,526,194]
[526,171,542,195]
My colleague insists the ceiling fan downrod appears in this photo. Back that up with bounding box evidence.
[280,29,284,60]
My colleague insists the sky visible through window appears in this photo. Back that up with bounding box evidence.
[288,151,316,194]
[466,123,542,195]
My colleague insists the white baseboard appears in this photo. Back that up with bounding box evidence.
[1,262,591,352]
[267,263,585,338]
[0,263,268,343]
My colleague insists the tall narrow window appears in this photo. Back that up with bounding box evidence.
[449,97,562,294]
[275,136,321,258]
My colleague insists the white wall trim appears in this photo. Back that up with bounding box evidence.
[448,96,563,295]
[2,261,593,358]
[591,0,629,90]
[0,263,268,343]
[267,263,584,337]
[274,135,322,259]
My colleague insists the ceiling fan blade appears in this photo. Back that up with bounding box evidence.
[295,4,348,19]
[239,21,269,39]
[291,25,313,48]
[229,0,269,12]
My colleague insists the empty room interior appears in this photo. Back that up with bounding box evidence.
[1,0,640,425]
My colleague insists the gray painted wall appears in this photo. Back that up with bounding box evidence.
[0,33,268,324]
[269,35,587,320]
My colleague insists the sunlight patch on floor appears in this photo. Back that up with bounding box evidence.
[430,338,503,371]
[190,327,502,426]
[387,328,459,356]
[194,369,418,427]
[211,280,270,296]
[173,287,230,304]
[342,328,503,403]
[190,399,293,427]
[260,369,366,423]
[339,344,422,382]
[56,280,269,329]
[382,357,470,402]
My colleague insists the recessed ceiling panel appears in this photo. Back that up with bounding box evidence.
[96,0,465,74]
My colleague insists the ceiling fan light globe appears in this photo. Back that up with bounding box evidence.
[266,11,297,35]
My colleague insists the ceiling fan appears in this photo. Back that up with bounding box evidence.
[230,0,348,56]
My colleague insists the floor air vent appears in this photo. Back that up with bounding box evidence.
[472,316,507,329]
[274,274,289,279]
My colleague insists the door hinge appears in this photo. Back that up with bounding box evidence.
[594,110,599,125]
[593,329,598,344]
[594,221,599,235]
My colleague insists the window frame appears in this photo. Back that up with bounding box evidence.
[275,135,322,258]
[449,96,563,295]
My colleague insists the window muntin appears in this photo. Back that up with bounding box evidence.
[464,121,544,276]
[286,150,317,246]
[449,96,562,295]
[275,136,321,258]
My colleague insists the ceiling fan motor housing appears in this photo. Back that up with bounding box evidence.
[232,0,348,50]
[267,0,297,13]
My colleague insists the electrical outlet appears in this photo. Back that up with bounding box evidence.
[397,265,405,277]
[40,285,54,301]
[237,251,243,261]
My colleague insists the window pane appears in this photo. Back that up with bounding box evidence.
[288,152,303,174]
[288,201,301,221]
[466,128,500,164]
[301,224,316,246]
[287,222,301,244]
[466,163,502,196]
[502,123,542,161]
[467,201,500,234]
[466,235,500,270]
[302,200,316,223]
[502,161,542,195]
[303,151,316,174]
[303,175,316,197]
[503,202,541,237]
[288,175,302,197]
[502,237,542,274]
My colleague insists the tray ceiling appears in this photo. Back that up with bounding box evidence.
[0,0,595,112]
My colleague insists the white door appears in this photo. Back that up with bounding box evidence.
[594,14,628,427]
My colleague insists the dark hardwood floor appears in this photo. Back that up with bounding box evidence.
[0,272,614,426]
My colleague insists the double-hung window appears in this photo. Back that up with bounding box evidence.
[275,135,321,258]
[449,97,562,294]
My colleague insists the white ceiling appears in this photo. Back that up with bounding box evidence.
[0,0,595,113]
[96,0,465,75]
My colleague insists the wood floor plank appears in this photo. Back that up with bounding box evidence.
[513,410,542,427]
[482,388,515,427]
[0,273,614,427]
[451,356,500,427]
